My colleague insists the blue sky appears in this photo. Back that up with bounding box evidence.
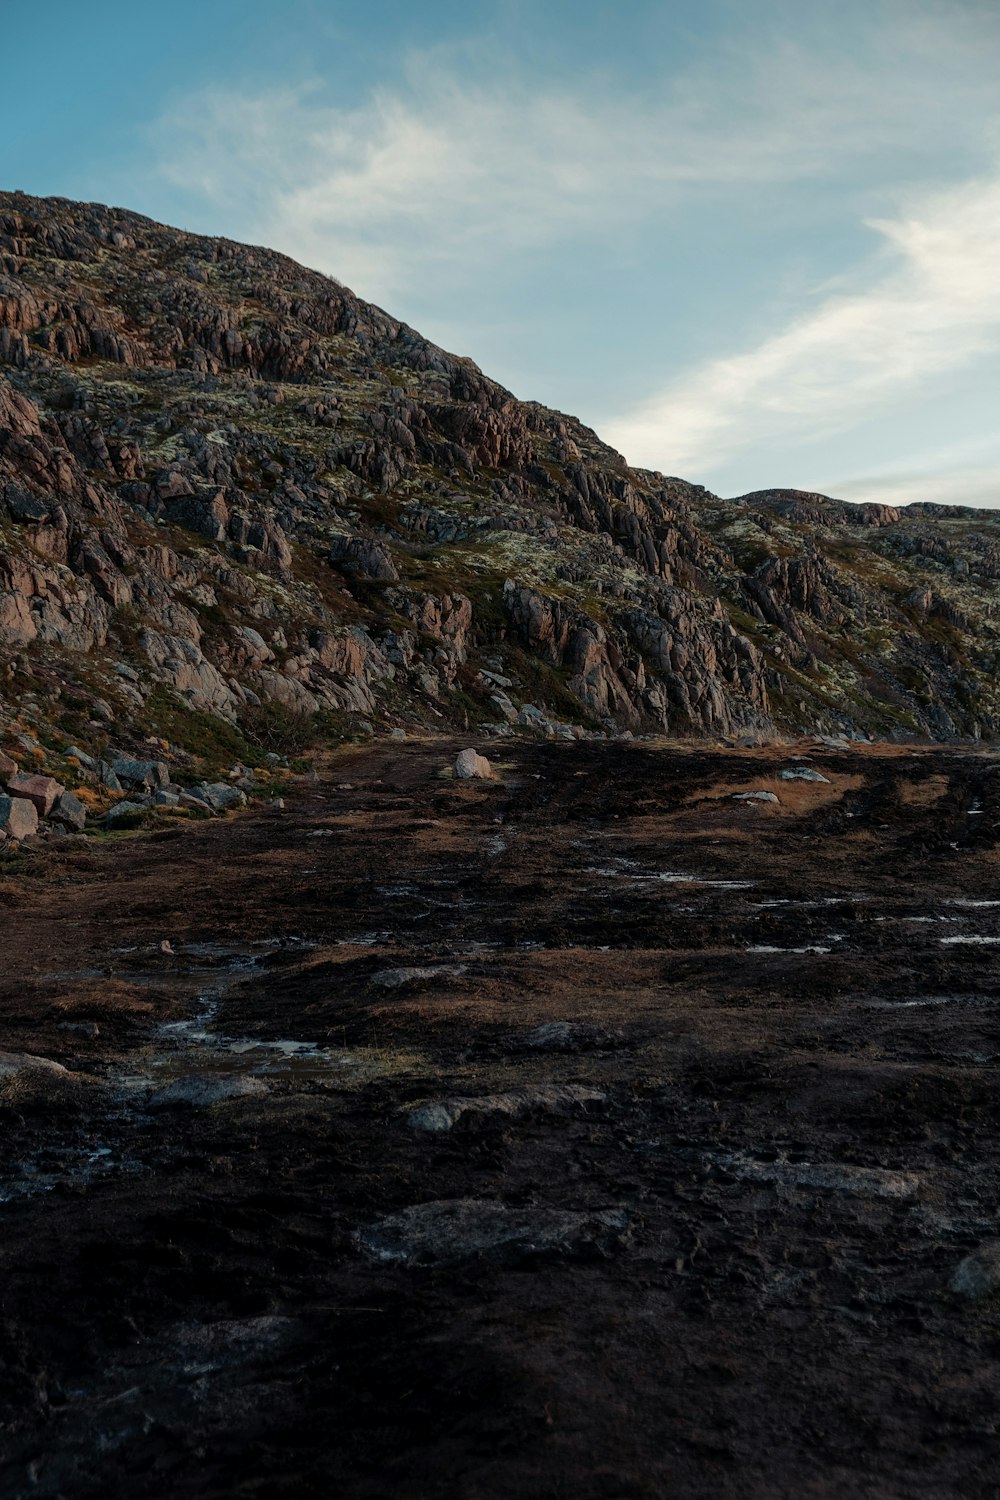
[5,0,1000,506]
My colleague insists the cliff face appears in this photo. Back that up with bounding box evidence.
[2,189,999,758]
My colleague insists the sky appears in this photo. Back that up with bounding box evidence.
[4,0,1000,506]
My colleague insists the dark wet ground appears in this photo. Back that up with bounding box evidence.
[2,737,1000,1497]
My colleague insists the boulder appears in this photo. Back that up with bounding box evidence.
[106,799,147,823]
[355,1198,629,1267]
[733,790,780,804]
[779,767,830,784]
[0,794,39,841]
[370,964,467,991]
[454,748,494,780]
[949,1244,1000,1299]
[329,535,399,581]
[6,772,62,816]
[179,792,213,812]
[65,746,96,770]
[148,1075,269,1108]
[718,1153,919,1200]
[98,762,124,792]
[188,782,247,812]
[49,789,87,831]
[0,749,18,778]
[110,757,170,790]
[407,1084,606,1132]
[520,1021,621,1053]
[0,1050,68,1082]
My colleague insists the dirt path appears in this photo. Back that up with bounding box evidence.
[2,738,1000,1498]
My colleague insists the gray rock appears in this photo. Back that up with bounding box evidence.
[488,691,518,723]
[407,1084,606,1132]
[0,1050,69,1081]
[153,789,180,807]
[733,790,781,804]
[522,1021,619,1052]
[179,792,213,812]
[49,788,87,831]
[98,762,124,793]
[65,746,95,770]
[188,782,247,811]
[0,794,38,841]
[454,748,493,780]
[148,1075,269,1108]
[110,757,170,789]
[329,535,399,581]
[355,1198,630,1266]
[779,767,830,784]
[949,1244,1000,1299]
[718,1153,919,1200]
[370,964,467,991]
[106,799,148,822]
[517,703,548,727]
[57,1021,100,1040]
[388,727,407,740]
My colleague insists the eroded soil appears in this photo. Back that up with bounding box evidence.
[2,739,1000,1498]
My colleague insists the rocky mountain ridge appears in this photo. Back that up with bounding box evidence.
[2,189,999,791]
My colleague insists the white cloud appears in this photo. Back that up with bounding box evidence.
[604,172,1000,478]
[832,463,1000,510]
[149,12,1000,306]
[141,7,1000,503]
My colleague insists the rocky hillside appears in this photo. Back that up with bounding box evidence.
[2,189,1000,777]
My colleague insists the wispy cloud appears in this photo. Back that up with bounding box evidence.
[604,171,1000,477]
[149,12,1000,306]
[141,6,1000,504]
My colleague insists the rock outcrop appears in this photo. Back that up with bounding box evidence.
[2,190,1000,753]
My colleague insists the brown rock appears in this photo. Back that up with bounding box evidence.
[0,749,18,778]
[6,772,62,817]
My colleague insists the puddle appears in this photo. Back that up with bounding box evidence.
[748,945,832,955]
[115,945,360,1092]
[753,897,853,910]
[0,1143,137,1205]
[586,865,754,891]
[863,993,1000,1009]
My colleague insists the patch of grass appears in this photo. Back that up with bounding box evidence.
[144,686,253,769]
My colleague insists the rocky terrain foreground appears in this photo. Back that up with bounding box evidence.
[2,738,1000,1497]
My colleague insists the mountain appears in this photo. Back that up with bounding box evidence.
[2,189,1000,767]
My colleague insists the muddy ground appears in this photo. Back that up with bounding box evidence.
[2,738,1000,1498]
